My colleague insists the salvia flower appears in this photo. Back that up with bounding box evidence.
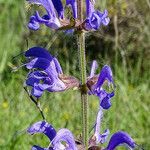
[89,108,136,150]
[87,61,115,110]
[24,47,79,98]
[26,0,109,31]
[27,121,77,150]
[89,108,110,147]
[84,0,110,30]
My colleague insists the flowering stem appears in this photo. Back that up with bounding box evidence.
[77,1,89,149]
[77,32,89,150]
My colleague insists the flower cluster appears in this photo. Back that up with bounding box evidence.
[27,109,136,150]
[27,0,110,31]
[23,47,137,150]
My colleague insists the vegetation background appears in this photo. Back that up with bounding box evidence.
[0,0,149,149]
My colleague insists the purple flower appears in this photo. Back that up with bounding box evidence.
[66,0,77,19]
[84,0,110,30]
[24,47,79,98]
[105,131,136,150]
[89,109,136,150]
[27,0,63,30]
[87,61,115,110]
[89,109,110,147]
[27,121,77,150]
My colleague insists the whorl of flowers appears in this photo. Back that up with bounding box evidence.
[27,0,110,31]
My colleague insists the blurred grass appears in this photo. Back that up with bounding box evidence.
[0,0,149,150]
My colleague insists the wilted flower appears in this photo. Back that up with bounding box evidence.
[26,0,109,31]
[24,47,79,97]
[27,121,77,150]
[87,61,115,110]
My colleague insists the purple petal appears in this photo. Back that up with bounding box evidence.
[25,47,53,61]
[32,145,48,150]
[35,11,50,23]
[26,77,40,87]
[31,85,44,97]
[90,60,98,78]
[52,128,77,150]
[96,65,114,89]
[86,0,95,17]
[26,58,50,70]
[27,121,56,141]
[27,0,56,18]
[53,57,63,74]
[28,15,40,30]
[106,131,136,150]
[99,91,114,109]
[94,109,103,143]
[45,18,61,29]
[51,0,64,19]
[27,0,61,29]
[46,79,66,92]
[96,10,110,26]
[66,0,77,18]
[89,12,101,30]
[99,129,110,144]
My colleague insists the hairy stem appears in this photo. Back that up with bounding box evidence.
[76,1,89,148]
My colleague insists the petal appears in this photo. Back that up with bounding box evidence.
[96,65,114,89]
[99,129,110,144]
[26,76,40,87]
[90,60,98,78]
[96,10,110,26]
[53,57,63,74]
[52,128,77,150]
[25,47,53,61]
[86,0,95,17]
[99,91,114,109]
[26,58,50,70]
[89,12,101,30]
[46,79,66,92]
[31,85,44,97]
[28,15,40,30]
[51,0,64,19]
[94,109,103,142]
[45,18,61,29]
[66,0,77,18]
[106,131,136,150]
[35,11,50,23]
[27,0,56,18]
[27,121,56,141]
[32,145,48,150]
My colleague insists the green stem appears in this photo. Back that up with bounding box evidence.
[77,32,89,149]
[77,1,89,149]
